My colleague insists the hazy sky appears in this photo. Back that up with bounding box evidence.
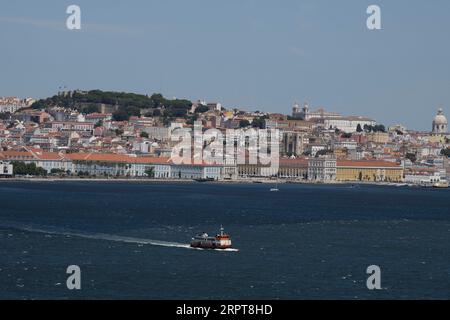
[1,0,449,130]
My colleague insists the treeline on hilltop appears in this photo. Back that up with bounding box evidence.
[31,90,193,121]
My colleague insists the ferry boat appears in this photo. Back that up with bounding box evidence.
[190,226,232,250]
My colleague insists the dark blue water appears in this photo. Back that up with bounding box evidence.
[0,181,449,299]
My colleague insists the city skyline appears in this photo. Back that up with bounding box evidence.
[1,0,450,130]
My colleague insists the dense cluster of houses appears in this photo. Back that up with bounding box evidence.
[1,96,449,185]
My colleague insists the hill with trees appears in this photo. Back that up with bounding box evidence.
[31,90,193,121]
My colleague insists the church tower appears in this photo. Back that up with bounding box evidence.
[432,108,448,134]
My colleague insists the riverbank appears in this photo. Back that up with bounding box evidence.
[0,177,439,188]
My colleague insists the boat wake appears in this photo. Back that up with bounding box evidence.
[0,222,239,252]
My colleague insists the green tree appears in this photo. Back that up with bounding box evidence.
[356,124,363,133]
[374,124,386,133]
[150,93,166,108]
[50,168,65,175]
[11,161,47,176]
[195,105,209,113]
[341,132,352,139]
[239,120,251,128]
[30,90,194,122]
[112,109,130,121]
[441,148,450,157]
[0,112,11,120]
[94,120,103,128]
[406,153,417,163]
[80,104,100,114]
[315,149,331,157]
[140,131,149,138]
[252,117,266,129]
[145,167,155,178]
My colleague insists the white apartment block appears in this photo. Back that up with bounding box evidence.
[0,161,13,176]
[324,117,376,133]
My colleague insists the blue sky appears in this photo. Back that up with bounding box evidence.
[1,0,449,130]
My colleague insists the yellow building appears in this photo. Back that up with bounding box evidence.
[237,158,308,179]
[366,132,389,144]
[336,160,403,182]
[333,148,348,159]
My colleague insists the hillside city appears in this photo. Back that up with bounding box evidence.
[0,91,449,187]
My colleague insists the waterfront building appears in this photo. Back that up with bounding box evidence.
[0,149,71,173]
[404,167,443,186]
[278,158,308,179]
[0,161,13,177]
[222,158,238,180]
[237,163,258,178]
[66,153,171,178]
[170,163,222,180]
[308,156,337,182]
[336,160,403,182]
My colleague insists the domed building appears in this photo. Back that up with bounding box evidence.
[432,108,448,134]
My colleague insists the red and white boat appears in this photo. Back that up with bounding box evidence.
[190,226,232,250]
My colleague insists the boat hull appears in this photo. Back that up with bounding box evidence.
[190,227,232,250]
[190,240,232,250]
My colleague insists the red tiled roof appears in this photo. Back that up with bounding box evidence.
[279,158,309,167]
[337,160,401,168]
[65,153,170,164]
[0,150,66,161]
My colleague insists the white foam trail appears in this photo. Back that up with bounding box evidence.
[0,222,239,252]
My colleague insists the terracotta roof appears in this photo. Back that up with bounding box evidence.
[337,160,401,168]
[0,150,34,158]
[0,150,66,161]
[279,158,309,167]
[65,153,170,164]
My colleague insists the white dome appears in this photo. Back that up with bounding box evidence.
[434,108,447,125]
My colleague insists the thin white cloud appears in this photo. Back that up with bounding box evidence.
[0,16,142,36]
[0,16,65,31]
